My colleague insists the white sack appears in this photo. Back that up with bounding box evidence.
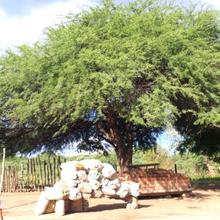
[128,183,140,197]
[107,179,121,190]
[80,159,102,170]
[108,172,118,180]
[60,161,79,170]
[35,191,49,216]
[82,193,92,201]
[101,163,116,178]
[101,177,109,186]
[66,180,80,188]
[88,169,102,181]
[89,180,101,190]
[78,182,93,194]
[116,182,130,198]
[101,186,116,196]
[55,199,65,216]
[69,188,82,200]
[78,170,89,182]
[92,188,103,198]
[61,168,78,181]
[54,181,69,188]
[45,187,69,200]
[54,180,79,188]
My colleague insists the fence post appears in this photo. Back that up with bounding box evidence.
[3,167,6,192]
[30,159,33,191]
[50,163,53,187]
[8,166,11,193]
[38,156,43,191]
[174,164,177,174]
[15,167,18,192]
[12,166,15,192]
[33,159,36,191]
[47,162,49,186]
[35,158,40,192]
[20,162,24,192]
[57,157,61,181]
[44,161,46,189]
[5,167,8,192]
[26,160,29,192]
[53,157,56,185]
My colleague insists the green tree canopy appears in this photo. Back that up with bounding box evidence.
[0,0,220,170]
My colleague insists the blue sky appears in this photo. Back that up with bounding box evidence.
[0,0,220,156]
[0,0,219,18]
[0,0,219,51]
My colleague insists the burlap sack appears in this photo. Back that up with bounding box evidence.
[45,200,55,213]
[69,198,83,212]
[78,182,92,194]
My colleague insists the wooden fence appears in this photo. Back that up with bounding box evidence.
[0,156,66,193]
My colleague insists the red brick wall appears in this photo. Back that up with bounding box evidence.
[118,168,191,191]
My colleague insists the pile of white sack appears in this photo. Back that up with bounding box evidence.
[35,159,140,216]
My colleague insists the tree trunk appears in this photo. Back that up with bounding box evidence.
[115,146,132,172]
[99,109,134,171]
[105,113,133,172]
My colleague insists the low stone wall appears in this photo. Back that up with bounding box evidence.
[118,168,192,196]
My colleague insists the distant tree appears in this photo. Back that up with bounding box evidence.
[0,0,220,170]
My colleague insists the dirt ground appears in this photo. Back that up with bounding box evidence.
[1,183,220,220]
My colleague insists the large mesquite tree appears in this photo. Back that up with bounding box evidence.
[0,0,220,170]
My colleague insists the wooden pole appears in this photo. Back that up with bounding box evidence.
[2,167,5,193]
[33,159,36,191]
[12,166,15,192]
[30,159,33,191]
[53,157,56,185]
[8,166,11,193]
[44,161,46,189]
[0,148,5,220]
[35,158,40,192]
[47,163,49,186]
[15,167,18,192]
[20,162,24,193]
[57,156,60,180]
[38,156,43,191]
[26,160,29,192]
[174,164,177,174]
[49,163,52,187]
[5,168,7,193]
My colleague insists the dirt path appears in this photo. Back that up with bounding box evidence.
[2,183,220,220]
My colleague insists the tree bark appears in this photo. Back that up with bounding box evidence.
[101,111,133,172]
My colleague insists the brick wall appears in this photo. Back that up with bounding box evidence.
[118,168,191,193]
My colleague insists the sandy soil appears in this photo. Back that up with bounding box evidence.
[2,183,220,220]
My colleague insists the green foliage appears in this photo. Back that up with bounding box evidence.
[212,162,220,172]
[132,150,147,165]
[0,149,219,182]
[169,152,207,176]
[0,0,220,166]
[190,175,220,182]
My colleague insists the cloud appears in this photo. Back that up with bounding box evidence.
[0,0,91,52]
[202,0,220,9]
[0,0,71,18]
